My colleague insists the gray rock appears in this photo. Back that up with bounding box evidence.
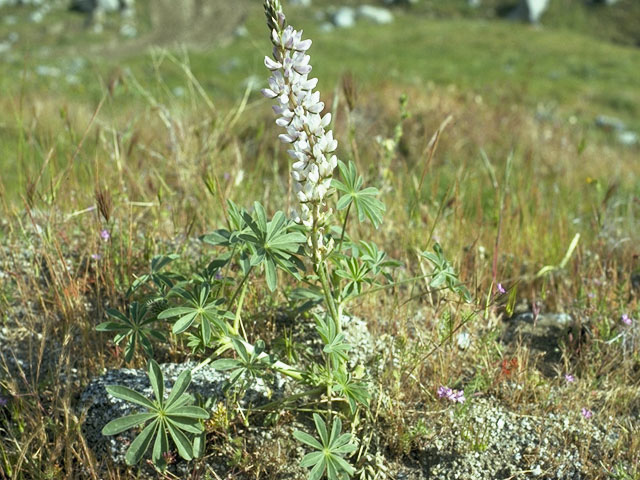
[119,23,137,37]
[331,7,356,28]
[509,0,550,23]
[421,395,609,480]
[595,114,626,131]
[319,22,334,33]
[35,65,61,77]
[80,362,285,465]
[382,0,417,5]
[502,312,576,374]
[617,131,638,146]
[70,0,131,13]
[356,5,394,24]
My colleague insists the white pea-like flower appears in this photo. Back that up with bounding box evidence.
[263,0,338,237]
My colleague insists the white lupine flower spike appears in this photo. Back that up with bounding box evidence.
[263,0,337,262]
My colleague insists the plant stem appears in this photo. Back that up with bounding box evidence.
[317,256,340,333]
[233,274,250,335]
[228,264,253,314]
[337,202,351,257]
[252,386,325,413]
[192,336,303,381]
[310,207,341,333]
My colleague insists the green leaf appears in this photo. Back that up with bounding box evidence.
[95,322,129,332]
[166,406,209,419]
[152,422,169,471]
[265,259,277,292]
[329,417,342,445]
[106,385,156,410]
[293,430,323,450]
[166,420,193,461]
[333,160,385,228]
[309,457,327,480]
[125,419,158,466]
[148,360,164,405]
[157,307,197,319]
[102,413,156,435]
[105,308,131,324]
[211,358,241,371]
[98,302,160,363]
[166,416,204,434]
[172,311,199,334]
[332,454,356,475]
[313,414,329,445]
[165,369,192,408]
[193,432,205,459]
[151,254,179,273]
[300,451,324,468]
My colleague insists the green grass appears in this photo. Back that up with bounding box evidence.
[2,7,639,204]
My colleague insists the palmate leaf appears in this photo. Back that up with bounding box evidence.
[332,160,385,228]
[158,283,230,340]
[421,243,472,302]
[128,254,182,297]
[96,302,163,363]
[239,202,306,291]
[102,360,209,470]
[332,369,370,414]
[294,414,357,480]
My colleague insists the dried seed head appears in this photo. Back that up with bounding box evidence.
[341,72,358,112]
[95,188,113,223]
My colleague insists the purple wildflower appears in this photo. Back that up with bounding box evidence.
[581,408,593,419]
[497,283,506,295]
[451,390,466,403]
[437,386,452,399]
[564,374,575,383]
[437,386,465,404]
[0,396,7,407]
[91,253,102,261]
[100,229,110,241]
[621,314,632,326]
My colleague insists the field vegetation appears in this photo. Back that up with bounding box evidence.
[0,0,638,479]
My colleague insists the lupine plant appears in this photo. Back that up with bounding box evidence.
[98,0,467,476]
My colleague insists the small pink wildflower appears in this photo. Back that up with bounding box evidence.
[621,314,632,326]
[91,253,102,261]
[497,283,506,294]
[437,386,465,403]
[581,408,593,419]
[437,386,452,399]
[100,229,110,241]
[564,374,575,383]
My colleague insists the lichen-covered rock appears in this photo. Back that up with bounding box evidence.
[356,5,394,25]
[509,0,551,24]
[80,362,285,466]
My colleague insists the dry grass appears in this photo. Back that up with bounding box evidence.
[0,54,638,479]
